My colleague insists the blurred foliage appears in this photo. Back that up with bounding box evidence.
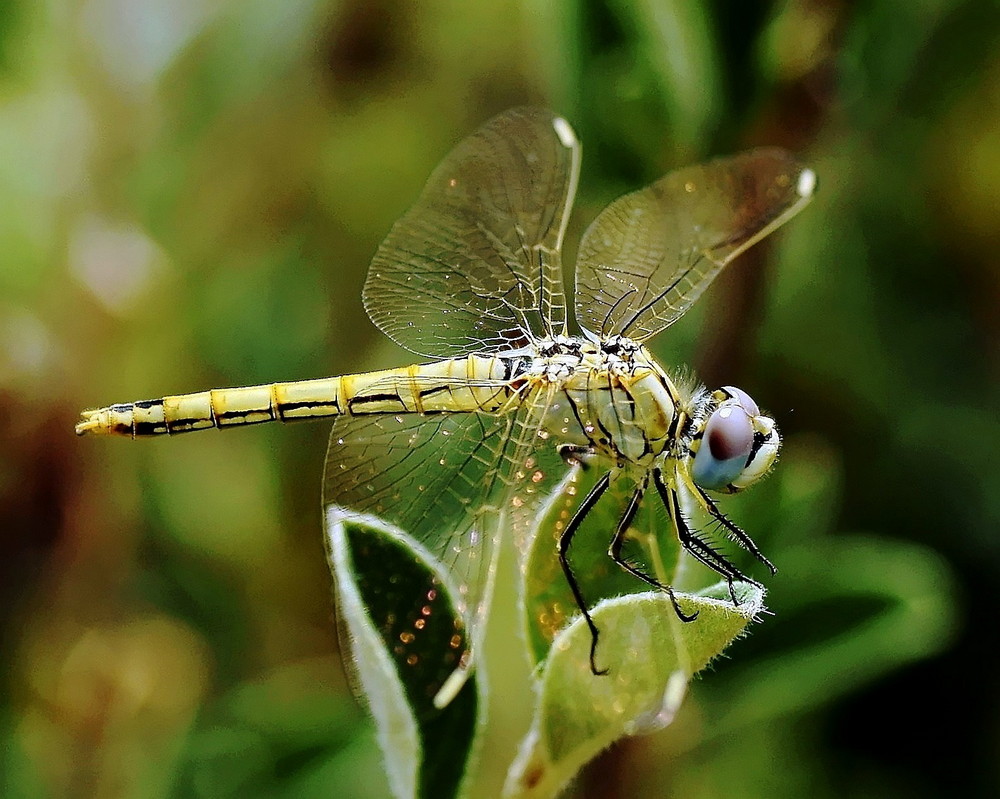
[2,0,999,797]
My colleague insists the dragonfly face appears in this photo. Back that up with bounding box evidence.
[688,386,782,494]
[77,107,814,702]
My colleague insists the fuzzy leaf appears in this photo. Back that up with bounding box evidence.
[506,584,764,798]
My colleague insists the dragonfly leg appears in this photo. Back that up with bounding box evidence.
[654,470,761,608]
[676,530,761,604]
[558,470,612,676]
[690,483,777,576]
[608,475,698,623]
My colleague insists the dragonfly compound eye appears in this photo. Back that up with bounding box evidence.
[691,391,781,492]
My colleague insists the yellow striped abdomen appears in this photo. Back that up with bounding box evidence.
[75,355,514,437]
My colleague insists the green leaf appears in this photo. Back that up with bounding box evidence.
[326,509,479,799]
[506,585,764,798]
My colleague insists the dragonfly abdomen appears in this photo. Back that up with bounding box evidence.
[75,381,341,437]
[341,355,515,415]
[76,355,515,437]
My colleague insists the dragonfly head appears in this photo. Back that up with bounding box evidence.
[689,386,780,494]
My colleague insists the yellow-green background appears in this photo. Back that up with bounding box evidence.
[2,1,998,797]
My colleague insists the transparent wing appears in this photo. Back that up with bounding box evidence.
[323,385,560,693]
[364,107,581,358]
[574,148,815,341]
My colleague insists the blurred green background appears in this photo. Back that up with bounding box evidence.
[2,0,999,797]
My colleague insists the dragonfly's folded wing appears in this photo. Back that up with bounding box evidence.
[574,149,815,342]
[365,107,580,358]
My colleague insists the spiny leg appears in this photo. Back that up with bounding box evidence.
[654,470,756,606]
[691,483,777,576]
[608,475,699,623]
[658,471,759,603]
[558,470,612,675]
[676,529,760,604]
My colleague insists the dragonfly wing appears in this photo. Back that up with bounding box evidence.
[364,107,581,358]
[574,149,815,342]
[323,386,558,694]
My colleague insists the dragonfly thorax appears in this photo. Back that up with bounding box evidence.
[536,334,585,359]
[527,335,593,382]
[597,334,641,358]
[531,337,681,466]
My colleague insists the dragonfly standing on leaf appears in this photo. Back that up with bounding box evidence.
[77,107,814,707]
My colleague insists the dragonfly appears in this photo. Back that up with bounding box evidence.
[77,107,814,706]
